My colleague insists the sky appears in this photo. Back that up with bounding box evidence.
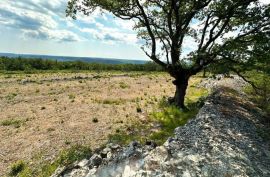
[0,0,147,60]
[0,0,269,60]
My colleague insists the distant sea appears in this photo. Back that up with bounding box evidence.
[0,53,147,65]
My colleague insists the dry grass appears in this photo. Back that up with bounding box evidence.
[0,71,204,176]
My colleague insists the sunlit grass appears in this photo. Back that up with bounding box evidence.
[9,145,92,177]
[108,76,208,145]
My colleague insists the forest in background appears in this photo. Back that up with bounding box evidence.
[0,57,163,72]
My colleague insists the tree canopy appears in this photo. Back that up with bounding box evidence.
[67,0,270,108]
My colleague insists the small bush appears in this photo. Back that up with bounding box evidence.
[136,107,142,113]
[92,118,98,123]
[150,105,198,144]
[244,72,270,123]
[40,145,92,177]
[6,93,17,100]
[119,82,130,89]
[100,99,125,105]
[57,145,92,166]
[68,94,75,100]
[1,119,24,128]
[9,160,26,176]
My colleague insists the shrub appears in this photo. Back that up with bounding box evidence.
[136,107,142,113]
[6,93,17,100]
[244,72,270,123]
[1,119,24,128]
[92,118,98,123]
[119,82,130,89]
[57,145,92,166]
[9,160,26,176]
[40,145,92,177]
[68,94,75,100]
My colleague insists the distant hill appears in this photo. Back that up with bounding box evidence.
[0,53,147,65]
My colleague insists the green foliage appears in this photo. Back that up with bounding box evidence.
[108,124,148,145]
[56,145,92,166]
[119,82,130,89]
[150,104,199,145]
[1,119,25,128]
[9,145,92,177]
[9,160,28,177]
[6,93,18,100]
[107,79,208,145]
[0,57,163,72]
[99,99,125,105]
[68,94,76,99]
[66,0,269,80]
[244,72,270,120]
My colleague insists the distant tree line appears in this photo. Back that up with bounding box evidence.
[0,57,164,72]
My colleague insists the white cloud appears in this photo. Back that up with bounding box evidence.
[80,25,138,45]
[0,0,141,45]
[0,0,83,42]
[115,18,136,30]
[259,0,270,4]
[23,27,81,42]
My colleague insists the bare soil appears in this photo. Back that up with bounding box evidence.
[0,71,202,176]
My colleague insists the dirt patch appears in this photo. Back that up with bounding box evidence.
[0,71,180,175]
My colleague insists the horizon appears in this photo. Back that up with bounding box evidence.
[0,52,147,61]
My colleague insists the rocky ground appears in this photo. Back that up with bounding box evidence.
[1,72,208,176]
[52,75,270,177]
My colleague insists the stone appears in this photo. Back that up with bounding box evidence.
[100,148,111,158]
[110,144,121,150]
[51,166,66,177]
[90,154,102,167]
[78,159,89,168]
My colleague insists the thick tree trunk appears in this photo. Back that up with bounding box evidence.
[172,76,189,109]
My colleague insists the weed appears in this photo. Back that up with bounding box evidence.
[38,145,92,177]
[65,140,71,145]
[9,160,26,176]
[68,94,75,100]
[119,82,130,89]
[136,107,142,113]
[244,72,270,121]
[6,93,17,100]
[150,105,198,144]
[97,99,125,105]
[47,128,55,132]
[92,118,99,123]
[1,119,24,128]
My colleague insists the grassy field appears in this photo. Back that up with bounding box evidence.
[0,71,207,176]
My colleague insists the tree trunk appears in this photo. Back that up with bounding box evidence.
[203,68,206,78]
[172,76,189,109]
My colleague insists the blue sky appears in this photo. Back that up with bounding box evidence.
[0,0,147,60]
[0,0,269,61]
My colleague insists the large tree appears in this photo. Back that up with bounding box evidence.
[66,0,270,109]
